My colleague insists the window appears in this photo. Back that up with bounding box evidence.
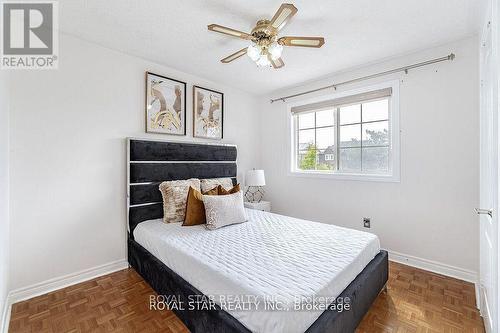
[324,154,334,161]
[289,82,399,181]
[297,109,336,171]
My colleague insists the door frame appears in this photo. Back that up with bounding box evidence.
[479,1,500,332]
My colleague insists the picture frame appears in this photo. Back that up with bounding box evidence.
[145,71,186,135]
[193,85,224,140]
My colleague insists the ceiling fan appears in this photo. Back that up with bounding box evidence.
[207,3,325,69]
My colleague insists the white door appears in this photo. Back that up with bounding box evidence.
[478,2,499,332]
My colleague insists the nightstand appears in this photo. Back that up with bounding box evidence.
[244,201,271,212]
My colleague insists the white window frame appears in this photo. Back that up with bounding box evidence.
[287,80,400,182]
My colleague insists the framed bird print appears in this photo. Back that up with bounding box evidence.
[145,72,186,135]
[193,85,224,140]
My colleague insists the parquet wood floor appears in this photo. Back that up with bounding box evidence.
[9,261,484,333]
[357,262,484,333]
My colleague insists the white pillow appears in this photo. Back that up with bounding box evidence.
[200,177,233,192]
[203,191,248,230]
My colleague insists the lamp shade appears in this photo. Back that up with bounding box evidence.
[246,169,266,186]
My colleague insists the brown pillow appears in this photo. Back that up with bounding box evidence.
[183,186,218,226]
[218,184,240,195]
[203,186,218,196]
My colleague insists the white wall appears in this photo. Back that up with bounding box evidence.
[7,33,480,294]
[260,37,479,275]
[8,34,261,291]
[0,71,10,329]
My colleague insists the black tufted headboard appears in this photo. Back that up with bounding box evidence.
[127,138,237,237]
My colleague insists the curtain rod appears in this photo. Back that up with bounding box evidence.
[270,53,455,103]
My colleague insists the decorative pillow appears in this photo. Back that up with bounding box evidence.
[159,179,200,223]
[203,186,219,196]
[218,183,240,195]
[183,186,218,226]
[200,178,234,192]
[203,191,248,230]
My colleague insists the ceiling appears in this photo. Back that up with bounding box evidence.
[60,0,484,95]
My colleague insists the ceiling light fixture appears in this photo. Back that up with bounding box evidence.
[247,43,261,61]
[246,41,283,67]
[268,42,283,60]
[256,54,271,67]
[207,3,325,69]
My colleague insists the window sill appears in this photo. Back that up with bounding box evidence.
[288,170,400,183]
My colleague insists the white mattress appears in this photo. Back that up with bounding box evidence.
[134,208,380,333]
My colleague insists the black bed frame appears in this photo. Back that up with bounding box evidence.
[127,138,388,333]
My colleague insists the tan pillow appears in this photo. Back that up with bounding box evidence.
[200,178,234,192]
[159,179,200,223]
[183,186,218,226]
[218,184,240,195]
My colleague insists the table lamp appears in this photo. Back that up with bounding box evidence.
[245,169,266,203]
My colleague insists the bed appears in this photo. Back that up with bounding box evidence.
[127,138,388,333]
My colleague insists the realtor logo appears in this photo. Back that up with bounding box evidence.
[1,1,58,69]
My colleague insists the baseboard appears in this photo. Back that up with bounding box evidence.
[1,299,11,333]
[387,249,478,283]
[387,249,480,310]
[7,259,128,306]
[475,282,482,312]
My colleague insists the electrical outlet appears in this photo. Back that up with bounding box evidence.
[363,217,371,228]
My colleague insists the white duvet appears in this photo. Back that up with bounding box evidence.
[134,208,380,333]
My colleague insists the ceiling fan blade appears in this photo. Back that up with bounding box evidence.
[221,48,248,63]
[208,24,252,40]
[278,36,325,48]
[270,57,285,69]
[269,3,298,31]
